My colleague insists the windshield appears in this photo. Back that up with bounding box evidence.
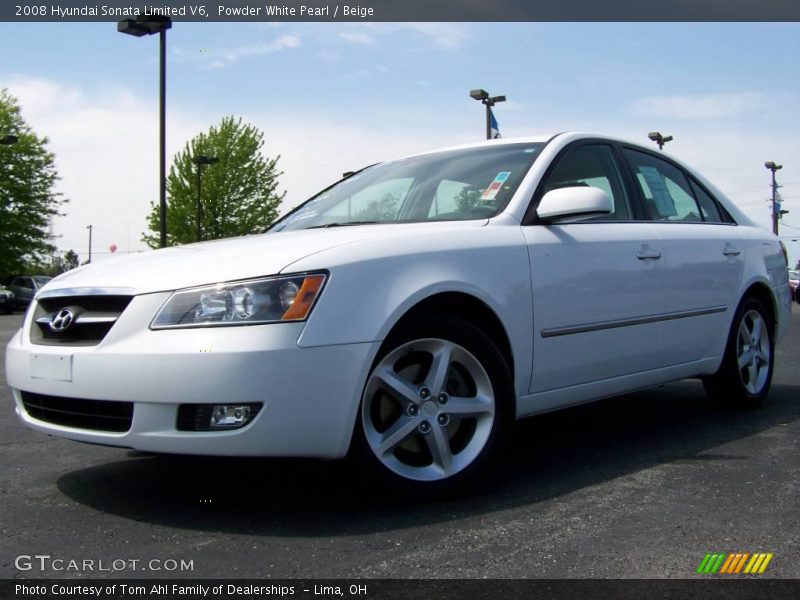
[271,143,545,232]
[33,276,52,286]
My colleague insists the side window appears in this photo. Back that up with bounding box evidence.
[623,149,702,222]
[541,144,631,220]
[690,180,724,223]
[16,278,33,289]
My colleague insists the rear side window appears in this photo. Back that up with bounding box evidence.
[689,180,734,224]
[623,149,702,222]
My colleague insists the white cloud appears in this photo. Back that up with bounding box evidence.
[354,23,469,50]
[2,76,204,260]
[397,23,468,49]
[201,34,301,68]
[631,92,765,119]
[339,32,373,45]
[316,48,341,62]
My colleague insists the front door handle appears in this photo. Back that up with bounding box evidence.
[637,246,661,260]
[722,245,741,257]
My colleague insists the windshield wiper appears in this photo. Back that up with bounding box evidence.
[306,221,379,229]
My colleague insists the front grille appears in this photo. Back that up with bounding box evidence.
[37,295,132,313]
[21,391,133,433]
[30,294,133,346]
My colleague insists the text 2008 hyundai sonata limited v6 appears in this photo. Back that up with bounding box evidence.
[6,133,792,493]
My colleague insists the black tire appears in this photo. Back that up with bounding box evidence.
[703,297,774,409]
[351,312,515,497]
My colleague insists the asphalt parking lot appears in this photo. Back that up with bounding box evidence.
[1,305,798,580]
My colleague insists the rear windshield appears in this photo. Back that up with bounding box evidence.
[271,143,545,232]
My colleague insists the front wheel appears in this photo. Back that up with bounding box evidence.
[703,298,774,409]
[354,313,514,495]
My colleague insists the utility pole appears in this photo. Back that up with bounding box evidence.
[86,224,93,264]
[765,161,782,236]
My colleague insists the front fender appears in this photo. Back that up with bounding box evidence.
[286,227,533,398]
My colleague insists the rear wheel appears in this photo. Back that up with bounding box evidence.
[703,298,774,409]
[354,313,514,495]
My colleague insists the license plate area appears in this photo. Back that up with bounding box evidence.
[30,353,73,382]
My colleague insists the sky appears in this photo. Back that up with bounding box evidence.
[0,21,799,266]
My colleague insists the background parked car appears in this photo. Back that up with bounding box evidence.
[0,285,14,314]
[789,269,800,304]
[8,276,52,311]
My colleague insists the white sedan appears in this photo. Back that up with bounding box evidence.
[6,133,792,493]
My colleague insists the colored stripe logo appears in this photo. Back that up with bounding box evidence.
[696,552,773,574]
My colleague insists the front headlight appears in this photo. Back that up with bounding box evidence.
[150,272,327,329]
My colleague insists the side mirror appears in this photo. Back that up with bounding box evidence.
[536,186,613,222]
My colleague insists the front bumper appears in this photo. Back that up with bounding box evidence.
[6,292,379,459]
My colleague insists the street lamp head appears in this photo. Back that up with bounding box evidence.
[648,131,673,149]
[117,14,172,37]
[490,95,507,104]
[0,134,18,145]
[765,161,782,171]
[470,89,489,101]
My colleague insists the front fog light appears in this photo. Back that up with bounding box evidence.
[176,403,263,431]
[211,405,252,428]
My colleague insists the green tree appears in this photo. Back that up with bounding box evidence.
[143,116,285,247]
[0,89,65,278]
[62,249,79,271]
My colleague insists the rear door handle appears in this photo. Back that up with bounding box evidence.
[637,246,661,260]
[723,245,741,257]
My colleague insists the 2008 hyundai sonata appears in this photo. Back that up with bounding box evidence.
[6,132,792,493]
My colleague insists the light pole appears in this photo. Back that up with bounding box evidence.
[86,224,93,264]
[470,89,506,140]
[191,155,219,241]
[118,14,172,249]
[648,131,673,151]
[0,134,18,145]
[765,161,783,236]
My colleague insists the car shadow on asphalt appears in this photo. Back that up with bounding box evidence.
[56,381,800,536]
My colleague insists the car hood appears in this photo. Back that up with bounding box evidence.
[40,221,487,296]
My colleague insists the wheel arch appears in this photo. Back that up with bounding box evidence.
[381,291,516,382]
[740,281,777,337]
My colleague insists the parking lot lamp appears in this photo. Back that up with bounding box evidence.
[648,131,673,151]
[470,89,506,140]
[117,14,172,248]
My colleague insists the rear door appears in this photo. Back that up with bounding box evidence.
[620,147,743,364]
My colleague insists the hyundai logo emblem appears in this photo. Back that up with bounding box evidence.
[49,308,75,332]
